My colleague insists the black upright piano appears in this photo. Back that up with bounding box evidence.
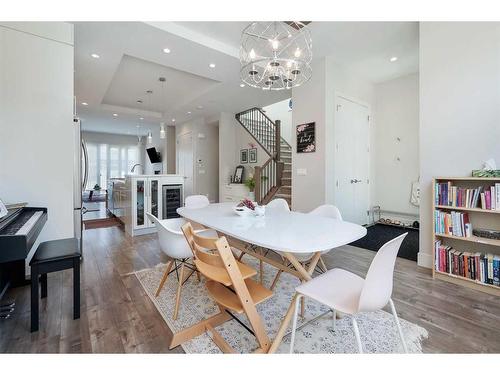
[0,207,48,312]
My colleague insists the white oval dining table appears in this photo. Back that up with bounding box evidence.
[177,202,366,253]
[176,202,367,353]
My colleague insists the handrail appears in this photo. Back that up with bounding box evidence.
[235,107,290,205]
[235,118,273,159]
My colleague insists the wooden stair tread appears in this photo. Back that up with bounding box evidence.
[195,258,257,286]
[205,279,273,314]
[275,193,291,198]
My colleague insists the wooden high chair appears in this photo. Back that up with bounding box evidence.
[168,222,273,353]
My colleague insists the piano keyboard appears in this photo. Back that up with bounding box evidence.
[0,210,44,235]
[15,211,43,235]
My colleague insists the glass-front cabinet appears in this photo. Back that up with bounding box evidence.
[132,178,147,230]
[132,177,166,229]
[147,178,163,225]
[126,175,185,236]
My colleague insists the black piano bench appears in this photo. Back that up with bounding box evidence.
[29,238,81,332]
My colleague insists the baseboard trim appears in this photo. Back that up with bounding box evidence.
[417,251,433,269]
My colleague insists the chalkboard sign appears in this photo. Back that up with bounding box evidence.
[296,122,316,153]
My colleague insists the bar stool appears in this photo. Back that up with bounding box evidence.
[30,238,81,332]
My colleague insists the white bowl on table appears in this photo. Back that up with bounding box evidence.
[233,205,253,217]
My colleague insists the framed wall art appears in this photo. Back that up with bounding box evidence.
[296,122,316,153]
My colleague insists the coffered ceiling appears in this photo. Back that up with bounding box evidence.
[75,21,418,135]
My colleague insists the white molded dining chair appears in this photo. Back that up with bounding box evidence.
[239,198,291,284]
[289,233,408,354]
[308,204,343,272]
[309,204,342,220]
[147,213,216,320]
[184,194,217,233]
[185,195,210,209]
[266,198,290,213]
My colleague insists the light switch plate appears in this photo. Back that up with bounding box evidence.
[199,169,206,174]
[297,168,307,176]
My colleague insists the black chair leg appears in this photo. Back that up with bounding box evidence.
[40,274,47,299]
[31,266,39,332]
[73,258,80,320]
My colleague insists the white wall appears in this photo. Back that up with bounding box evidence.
[291,59,327,212]
[218,112,269,201]
[419,22,500,268]
[374,73,419,217]
[166,126,176,174]
[219,113,238,198]
[234,120,268,168]
[0,23,74,251]
[263,98,293,145]
[82,131,143,147]
[143,126,167,175]
[176,117,219,202]
[291,58,375,213]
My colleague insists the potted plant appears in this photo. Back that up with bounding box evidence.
[244,177,256,201]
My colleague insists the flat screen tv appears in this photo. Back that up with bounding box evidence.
[146,147,162,163]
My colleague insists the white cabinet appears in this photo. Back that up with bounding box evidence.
[125,175,184,236]
[222,184,250,203]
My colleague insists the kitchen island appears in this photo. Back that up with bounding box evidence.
[108,174,184,236]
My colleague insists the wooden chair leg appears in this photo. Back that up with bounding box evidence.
[268,293,299,353]
[319,256,328,273]
[155,260,174,297]
[173,263,185,320]
[259,259,264,284]
[270,269,283,291]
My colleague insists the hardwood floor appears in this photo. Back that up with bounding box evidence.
[1,225,499,353]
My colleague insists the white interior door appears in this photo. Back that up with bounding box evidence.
[177,132,194,200]
[335,96,370,225]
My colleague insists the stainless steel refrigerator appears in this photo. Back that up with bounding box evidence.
[73,117,88,253]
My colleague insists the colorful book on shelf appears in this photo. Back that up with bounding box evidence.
[494,256,500,286]
[435,210,471,237]
[434,181,500,210]
[496,183,500,210]
[434,241,500,286]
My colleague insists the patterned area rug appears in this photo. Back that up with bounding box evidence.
[134,255,428,354]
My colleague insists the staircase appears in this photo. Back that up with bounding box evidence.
[235,107,292,206]
[275,139,292,205]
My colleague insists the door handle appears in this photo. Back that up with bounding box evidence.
[350,179,362,183]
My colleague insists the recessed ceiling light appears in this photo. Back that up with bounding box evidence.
[163,48,171,54]
[113,113,118,117]
[91,53,100,59]
[81,102,88,106]
[197,105,203,110]
[139,117,144,120]
[187,111,192,115]
[172,118,176,122]
[240,84,245,88]
[209,63,216,68]
[390,56,398,62]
